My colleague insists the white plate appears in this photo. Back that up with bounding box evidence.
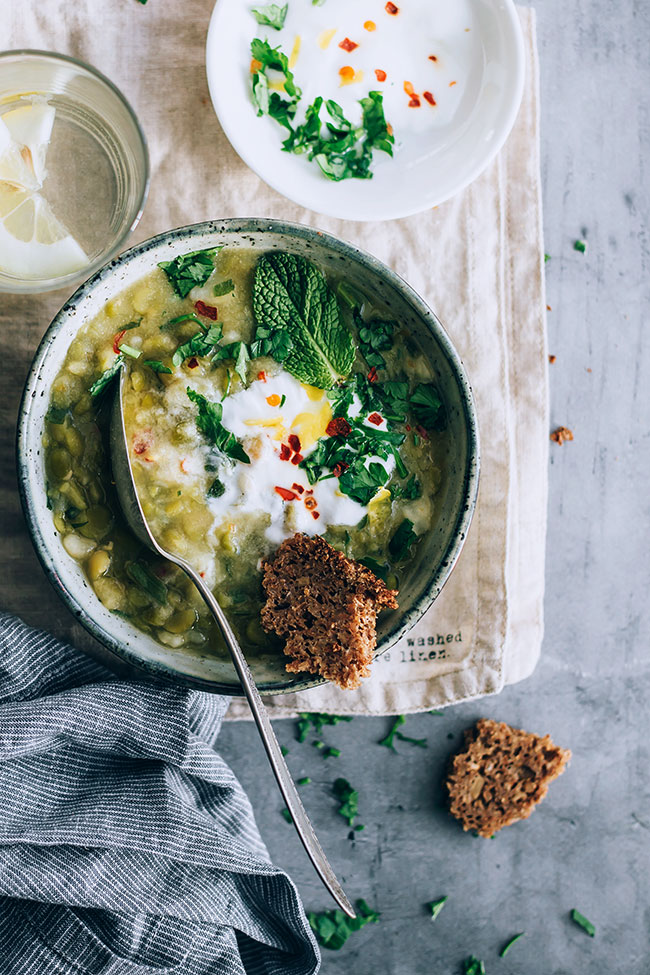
[206,0,524,222]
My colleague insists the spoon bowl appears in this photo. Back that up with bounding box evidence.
[109,367,355,917]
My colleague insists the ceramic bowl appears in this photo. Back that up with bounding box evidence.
[206,0,525,221]
[17,218,479,695]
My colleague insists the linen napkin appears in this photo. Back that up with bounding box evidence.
[0,613,319,975]
[5,3,547,716]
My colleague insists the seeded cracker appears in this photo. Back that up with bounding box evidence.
[260,533,398,689]
[446,719,571,837]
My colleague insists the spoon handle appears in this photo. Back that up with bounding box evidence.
[181,561,356,919]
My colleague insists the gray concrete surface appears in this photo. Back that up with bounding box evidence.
[0,1,648,973]
[215,2,650,971]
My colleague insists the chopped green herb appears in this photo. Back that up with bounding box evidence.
[333,777,358,826]
[297,777,311,786]
[172,322,223,366]
[359,556,389,582]
[143,360,172,374]
[213,277,235,296]
[186,387,250,464]
[570,909,595,937]
[337,280,365,309]
[296,712,353,741]
[207,477,226,498]
[279,393,286,407]
[281,807,293,823]
[212,340,250,385]
[388,519,417,562]
[429,709,444,716]
[574,239,587,254]
[251,2,287,29]
[312,740,324,749]
[354,823,365,832]
[379,714,427,750]
[389,475,421,501]
[46,405,68,424]
[338,460,390,506]
[409,383,445,430]
[161,313,206,332]
[355,310,395,370]
[427,896,448,921]
[118,342,141,359]
[323,746,341,759]
[252,252,355,388]
[125,561,167,605]
[308,899,379,951]
[89,356,124,398]
[499,932,525,957]
[544,253,551,263]
[463,956,486,975]
[280,745,289,757]
[158,247,222,298]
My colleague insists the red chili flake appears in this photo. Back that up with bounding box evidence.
[288,434,301,453]
[385,1,399,13]
[180,458,189,473]
[291,483,305,494]
[133,435,151,455]
[339,37,359,52]
[405,423,411,431]
[275,486,297,501]
[367,367,378,383]
[367,412,383,426]
[305,489,314,496]
[257,370,267,382]
[112,329,127,354]
[423,91,436,106]
[199,571,205,578]
[291,453,304,465]
[194,300,218,320]
[187,356,199,369]
[332,461,349,477]
[415,424,429,440]
[429,54,438,62]
[408,95,421,107]
[304,496,317,510]
[279,443,291,461]
[375,68,387,82]
[312,511,320,520]
[326,417,352,437]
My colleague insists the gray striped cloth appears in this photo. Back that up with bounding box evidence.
[0,613,320,974]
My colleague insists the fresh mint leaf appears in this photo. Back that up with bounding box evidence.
[409,383,445,430]
[158,247,221,298]
[186,387,250,464]
[389,518,417,561]
[143,360,172,374]
[89,356,124,398]
[213,278,235,296]
[252,252,356,387]
[125,561,167,605]
[251,3,288,30]
[333,777,359,826]
[308,899,379,951]
[172,322,222,366]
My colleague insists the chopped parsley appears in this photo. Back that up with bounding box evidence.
[143,360,172,374]
[158,246,222,298]
[207,477,226,498]
[570,909,595,937]
[297,776,311,786]
[409,383,445,430]
[389,475,421,500]
[281,807,293,823]
[499,932,525,957]
[355,310,396,370]
[544,253,551,263]
[388,519,417,562]
[332,777,359,827]
[212,340,250,385]
[427,896,448,921]
[250,37,394,181]
[172,322,222,366]
[308,899,379,951]
[296,712,353,742]
[213,277,235,296]
[323,746,341,759]
[186,387,250,464]
[378,714,427,751]
[251,2,287,29]
[463,957,486,975]
[89,356,124,398]
[574,239,587,254]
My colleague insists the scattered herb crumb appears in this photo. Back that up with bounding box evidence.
[280,745,289,757]
[296,712,353,742]
[574,239,587,253]
[378,714,428,750]
[333,777,359,827]
[544,253,551,263]
[308,898,379,950]
[252,2,288,29]
[570,909,595,937]
[463,956,486,975]
[426,896,448,921]
[429,709,444,716]
[499,932,525,957]
[213,277,235,296]
[297,777,311,786]
[323,746,341,759]
[281,807,293,823]
[548,354,556,364]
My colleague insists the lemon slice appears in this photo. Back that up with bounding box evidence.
[2,102,55,185]
[0,180,33,219]
[0,117,39,190]
[0,193,88,279]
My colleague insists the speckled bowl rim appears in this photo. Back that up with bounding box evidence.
[17,218,480,696]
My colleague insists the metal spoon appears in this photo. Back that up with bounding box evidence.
[110,369,355,918]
